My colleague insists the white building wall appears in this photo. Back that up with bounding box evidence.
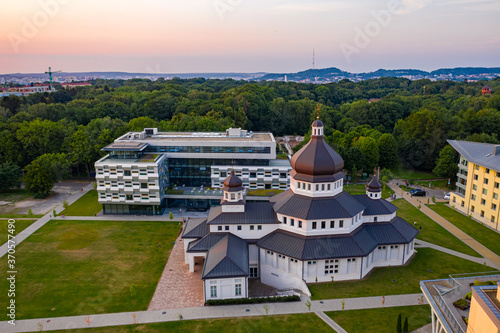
[204,277,248,300]
[290,178,344,198]
[276,213,365,236]
[209,224,279,240]
[259,248,305,291]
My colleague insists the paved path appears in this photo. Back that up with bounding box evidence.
[415,239,496,267]
[0,183,94,258]
[148,236,205,310]
[0,293,426,332]
[315,311,347,333]
[387,182,500,269]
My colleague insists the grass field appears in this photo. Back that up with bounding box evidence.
[391,166,436,180]
[0,220,181,320]
[393,199,481,257]
[414,179,450,190]
[429,203,500,256]
[52,314,331,333]
[343,184,394,199]
[326,305,432,333]
[308,248,494,300]
[0,219,37,248]
[247,189,284,197]
[60,190,102,216]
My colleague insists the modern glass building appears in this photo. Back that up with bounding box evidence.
[95,128,292,214]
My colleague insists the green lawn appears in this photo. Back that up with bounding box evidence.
[247,189,284,197]
[309,248,494,300]
[326,305,432,333]
[391,166,436,180]
[429,203,500,256]
[0,219,37,247]
[53,314,332,333]
[0,220,181,319]
[0,189,33,202]
[60,190,102,216]
[393,199,481,257]
[0,213,43,218]
[414,179,451,191]
[343,184,394,199]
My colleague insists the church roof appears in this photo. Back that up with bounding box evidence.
[202,233,249,279]
[290,121,344,181]
[222,170,244,192]
[366,177,382,192]
[257,217,418,260]
[352,195,398,215]
[312,119,324,127]
[186,233,227,252]
[271,189,365,220]
[181,218,209,239]
[207,202,280,225]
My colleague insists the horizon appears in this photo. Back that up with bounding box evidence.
[2,0,500,74]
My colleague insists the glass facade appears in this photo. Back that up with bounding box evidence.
[146,145,271,154]
[168,158,270,187]
[103,203,165,215]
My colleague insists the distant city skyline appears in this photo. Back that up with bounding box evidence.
[2,0,499,74]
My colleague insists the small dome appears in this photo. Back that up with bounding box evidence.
[290,121,344,177]
[366,177,382,192]
[312,119,323,127]
[224,170,243,188]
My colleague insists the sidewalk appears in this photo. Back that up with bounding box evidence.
[0,293,425,333]
[415,239,496,267]
[0,183,94,258]
[387,182,500,269]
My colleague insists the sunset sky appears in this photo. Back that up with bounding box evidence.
[1,0,499,74]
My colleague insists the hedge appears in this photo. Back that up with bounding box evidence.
[205,295,300,306]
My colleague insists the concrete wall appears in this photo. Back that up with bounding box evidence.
[204,277,248,301]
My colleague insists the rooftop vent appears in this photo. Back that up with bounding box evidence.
[226,128,248,138]
[144,128,158,136]
[494,145,500,156]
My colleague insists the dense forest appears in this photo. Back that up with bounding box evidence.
[1,76,499,196]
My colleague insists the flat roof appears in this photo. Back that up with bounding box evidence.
[102,142,149,152]
[117,132,274,143]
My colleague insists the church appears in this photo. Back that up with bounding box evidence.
[182,119,418,301]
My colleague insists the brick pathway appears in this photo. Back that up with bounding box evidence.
[148,236,205,310]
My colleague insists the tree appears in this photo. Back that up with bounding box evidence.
[377,133,398,169]
[355,137,379,173]
[396,313,402,333]
[24,153,70,198]
[403,317,408,333]
[0,162,22,190]
[433,145,458,179]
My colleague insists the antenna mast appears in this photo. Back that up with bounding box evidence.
[312,49,315,70]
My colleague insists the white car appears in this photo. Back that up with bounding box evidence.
[444,192,451,200]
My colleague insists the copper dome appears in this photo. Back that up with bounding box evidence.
[223,170,244,191]
[366,177,382,192]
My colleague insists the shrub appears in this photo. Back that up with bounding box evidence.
[205,295,300,306]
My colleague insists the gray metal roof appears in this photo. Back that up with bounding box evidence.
[272,190,365,220]
[202,233,249,279]
[352,195,398,215]
[187,233,226,252]
[207,202,280,225]
[257,217,418,260]
[448,140,500,172]
[181,218,209,239]
[102,141,149,151]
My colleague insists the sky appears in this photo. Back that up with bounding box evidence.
[1,0,499,74]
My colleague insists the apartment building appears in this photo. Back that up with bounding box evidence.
[448,140,500,231]
[95,128,291,214]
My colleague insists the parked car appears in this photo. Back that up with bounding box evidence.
[444,192,451,200]
[410,189,426,196]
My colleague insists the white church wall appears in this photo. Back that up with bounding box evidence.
[204,277,248,301]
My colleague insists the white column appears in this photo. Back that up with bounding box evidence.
[189,255,195,272]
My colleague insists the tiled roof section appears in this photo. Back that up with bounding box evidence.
[273,191,365,220]
[181,218,209,239]
[257,217,417,260]
[207,202,280,225]
[187,233,226,252]
[352,195,398,215]
[202,233,249,279]
[448,140,500,172]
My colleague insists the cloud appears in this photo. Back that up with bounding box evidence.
[397,0,434,14]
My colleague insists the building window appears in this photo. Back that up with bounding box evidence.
[486,168,490,174]
[475,165,479,170]
[297,182,301,189]
[257,225,262,230]
[474,175,478,180]
[492,216,496,223]
[322,184,325,191]
[484,178,489,185]
[290,219,295,227]
[374,217,378,222]
[494,193,499,200]
[495,182,499,189]
[237,225,242,231]
[316,184,319,191]
[308,184,311,191]
[312,222,317,229]
[321,221,326,229]
[473,185,477,191]
[472,194,476,201]
[210,286,217,298]
[471,206,475,212]
[492,204,497,211]
[298,221,302,228]
[250,267,258,278]
[124,170,131,176]
[218,226,222,231]
[480,211,485,218]
[235,284,242,296]
[339,220,344,228]
[283,216,287,224]
[461,201,465,207]
[225,226,229,231]
[481,199,486,205]
[330,220,335,228]
[250,225,254,230]
[141,183,148,189]
[328,184,331,190]
[126,194,132,200]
